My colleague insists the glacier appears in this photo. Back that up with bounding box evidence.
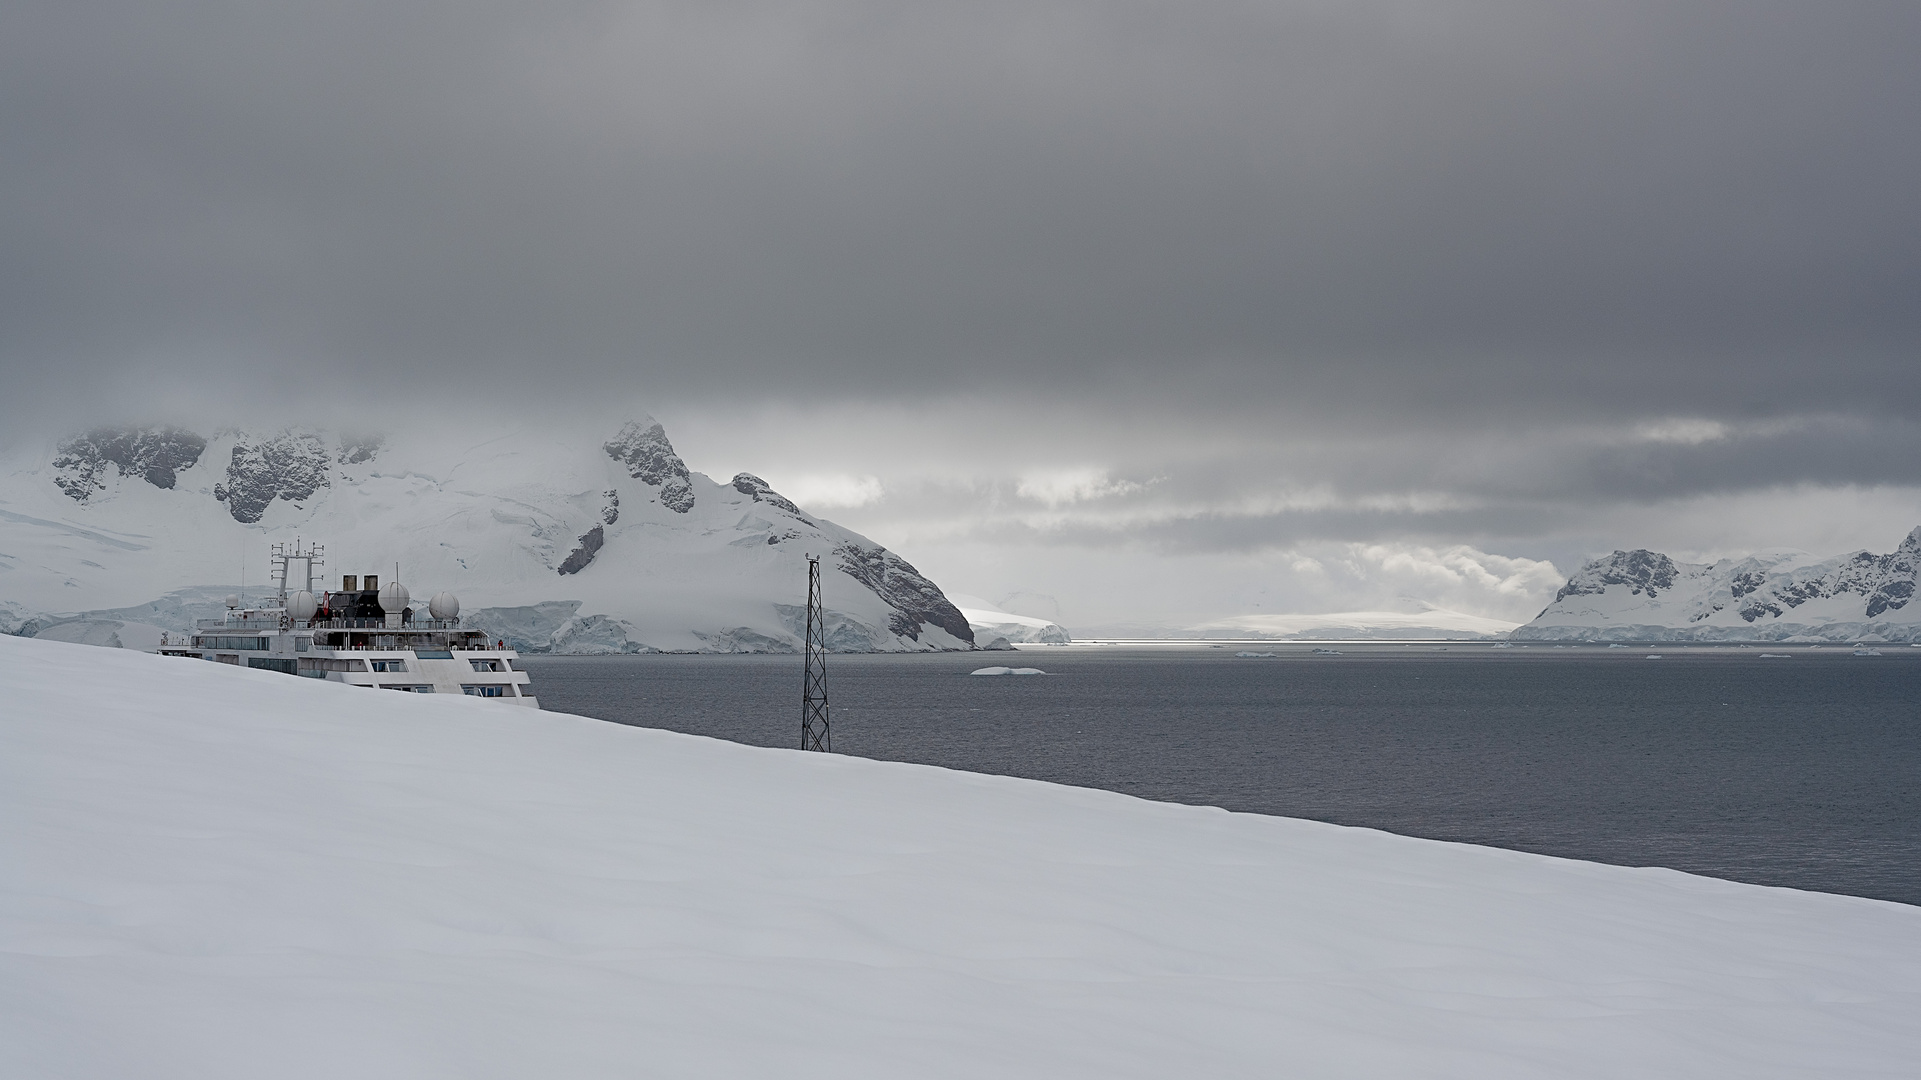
[4,632,1919,1078]
[0,418,973,653]
[948,592,1073,644]
[1517,527,1921,642]
[1189,608,1518,641]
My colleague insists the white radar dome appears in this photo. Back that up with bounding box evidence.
[224,594,239,609]
[428,591,460,620]
[379,581,410,611]
[288,591,318,621]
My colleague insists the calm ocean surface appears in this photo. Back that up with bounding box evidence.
[520,644,1921,906]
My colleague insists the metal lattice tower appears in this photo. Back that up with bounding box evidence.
[801,555,831,752]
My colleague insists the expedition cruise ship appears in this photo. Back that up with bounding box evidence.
[158,541,537,706]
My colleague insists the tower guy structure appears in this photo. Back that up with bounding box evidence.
[800,555,831,752]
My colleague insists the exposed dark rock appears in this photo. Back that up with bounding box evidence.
[558,525,604,575]
[834,541,974,644]
[601,490,620,525]
[604,420,694,514]
[338,434,383,465]
[1553,549,1678,603]
[218,432,331,523]
[731,472,809,520]
[1531,524,1921,638]
[52,426,207,501]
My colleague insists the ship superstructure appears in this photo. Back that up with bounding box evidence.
[157,541,537,706]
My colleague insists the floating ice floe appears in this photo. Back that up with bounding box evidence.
[1310,648,1343,655]
[1758,653,1793,658]
[1853,648,1883,657]
[969,666,1046,676]
[1645,654,1663,660]
[1233,651,1277,658]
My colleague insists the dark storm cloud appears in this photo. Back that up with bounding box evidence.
[3,0,1918,431]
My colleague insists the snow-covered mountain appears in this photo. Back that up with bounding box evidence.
[1516,528,1921,642]
[0,419,975,653]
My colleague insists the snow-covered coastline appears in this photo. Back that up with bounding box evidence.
[1189,607,1517,641]
[0,419,973,654]
[1518,527,1921,642]
[948,593,1073,644]
[4,632,1918,1078]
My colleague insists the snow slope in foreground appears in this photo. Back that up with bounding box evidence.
[4,635,1918,1080]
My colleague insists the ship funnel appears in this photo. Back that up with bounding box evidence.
[288,591,318,622]
[428,591,460,620]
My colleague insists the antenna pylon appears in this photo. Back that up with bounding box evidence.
[801,555,831,752]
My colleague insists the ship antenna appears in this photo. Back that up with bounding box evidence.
[800,554,831,752]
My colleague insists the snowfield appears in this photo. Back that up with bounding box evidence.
[4,634,1919,1079]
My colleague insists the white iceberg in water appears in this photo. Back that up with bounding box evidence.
[969,665,1047,676]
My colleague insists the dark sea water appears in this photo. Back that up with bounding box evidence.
[519,644,1921,906]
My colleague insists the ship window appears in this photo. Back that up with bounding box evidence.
[416,649,454,659]
[247,658,297,674]
[370,659,408,672]
[462,684,506,697]
[381,684,434,693]
[469,659,500,672]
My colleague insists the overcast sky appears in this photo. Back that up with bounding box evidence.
[4,1,1918,628]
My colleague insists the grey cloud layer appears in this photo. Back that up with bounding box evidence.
[4,0,1918,593]
[4,1,1918,426]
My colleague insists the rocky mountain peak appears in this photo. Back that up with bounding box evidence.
[1522,525,1921,640]
[52,426,207,502]
[212,432,331,523]
[337,435,382,465]
[604,419,694,514]
[731,473,806,519]
[1553,549,1680,604]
